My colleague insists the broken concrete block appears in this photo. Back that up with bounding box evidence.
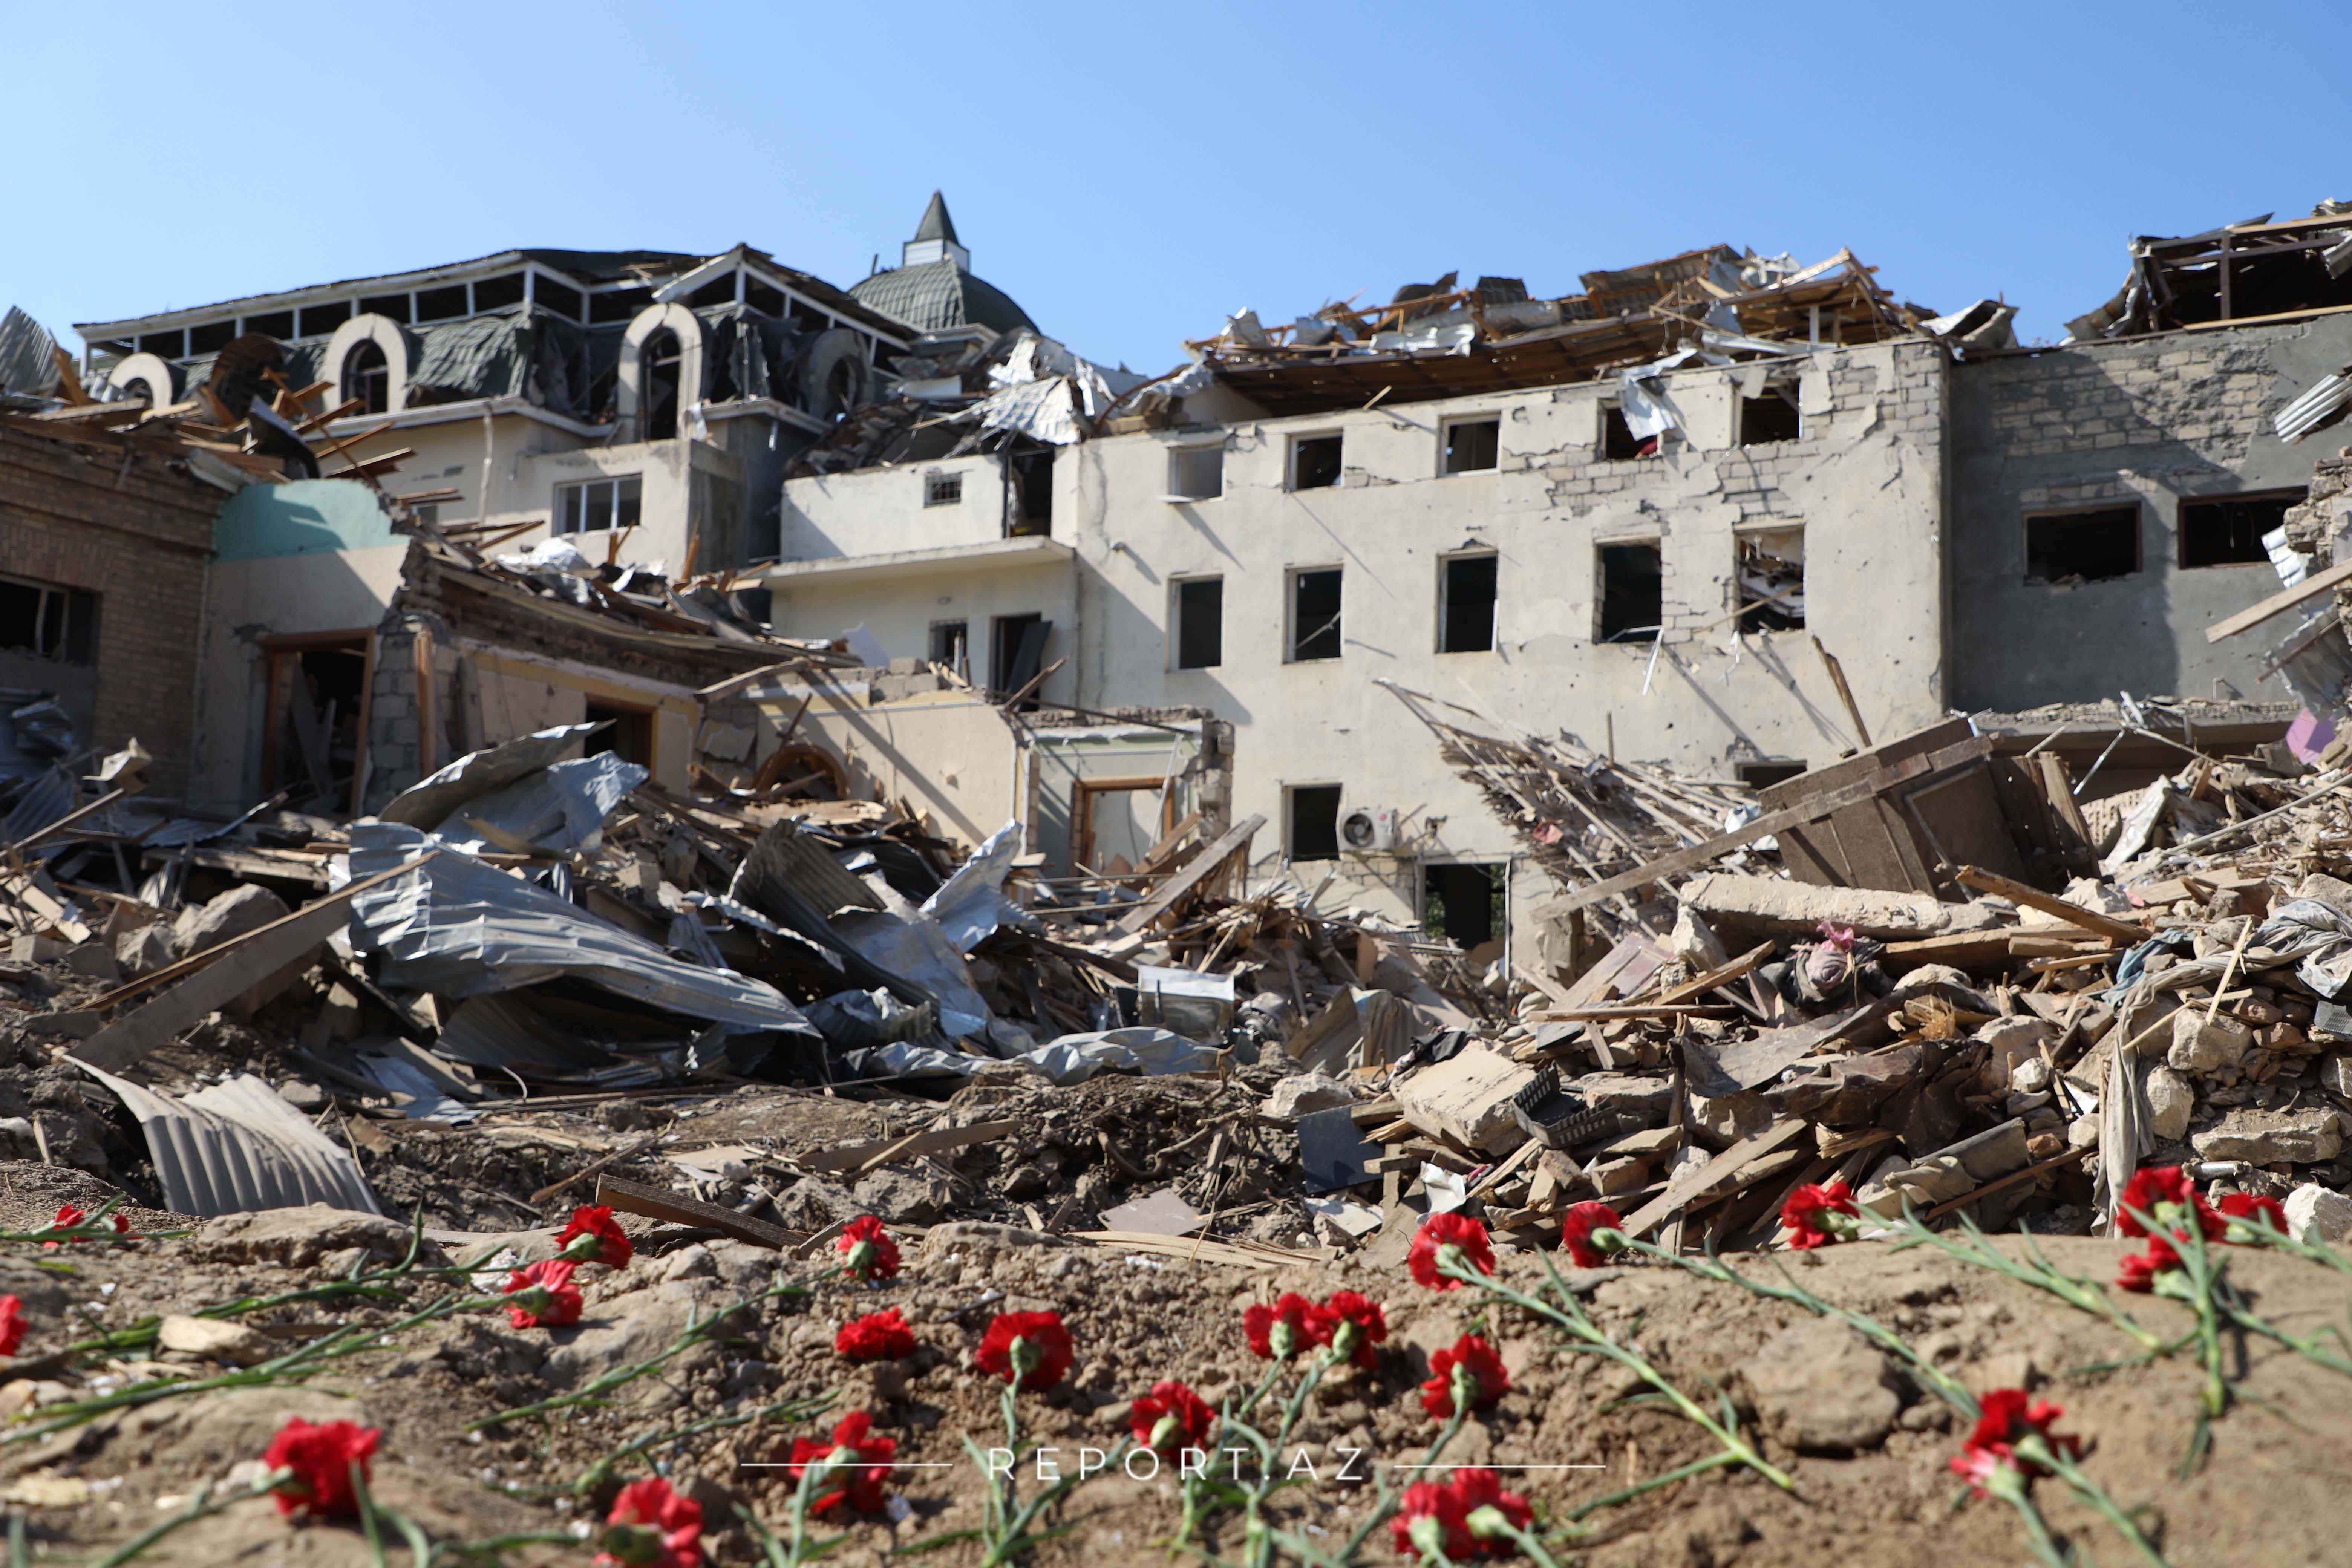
[2323,1054,2352,1098]
[170,884,291,960]
[1977,1017,2053,1093]
[1586,1155,1654,1196]
[1569,1072,1675,1124]
[157,1314,275,1367]
[21,1011,99,1040]
[852,1167,950,1225]
[1678,873,1996,943]
[2168,1009,2252,1076]
[701,723,756,763]
[1690,1089,1773,1148]
[115,923,171,977]
[1669,904,1729,971]
[7,936,66,965]
[1261,1073,1354,1121]
[2146,1065,2195,1142]
[1393,1044,1533,1156]
[2194,1109,2343,1164]
[1736,1318,1899,1452]
[59,945,118,982]
[2286,1183,2352,1244]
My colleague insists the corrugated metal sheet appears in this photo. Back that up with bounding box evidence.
[381,723,600,832]
[0,308,59,399]
[80,1066,379,1219]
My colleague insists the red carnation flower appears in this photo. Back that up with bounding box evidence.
[1782,1181,1861,1250]
[2116,1166,2223,1242]
[1409,1211,1496,1291]
[595,1475,703,1568]
[1421,1333,1511,1421]
[1242,1292,1331,1361]
[263,1416,381,1519]
[975,1310,1073,1389]
[1322,1291,1387,1369]
[1453,1467,1535,1556]
[1130,1379,1215,1455]
[2219,1191,2288,1241]
[836,1307,917,1362]
[2116,1231,2180,1293]
[40,1205,84,1250]
[1391,1476,1476,1562]
[558,1204,634,1270]
[786,1410,896,1516]
[0,1296,25,1358]
[504,1258,584,1329]
[1949,1387,2081,1498]
[1559,1201,1624,1268]
[837,1215,901,1282]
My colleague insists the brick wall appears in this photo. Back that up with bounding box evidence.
[0,426,219,800]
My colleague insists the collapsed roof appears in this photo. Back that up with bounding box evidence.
[2067,198,2352,341]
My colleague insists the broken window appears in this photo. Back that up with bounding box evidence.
[358,294,411,325]
[187,320,237,354]
[1600,404,1652,461]
[1443,418,1499,474]
[584,701,654,768]
[1740,390,1801,445]
[554,475,642,536]
[1288,784,1343,862]
[2024,506,2140,584]
[1736,758,1808,789]
[1440,553,1498,653]
[1168,443,1224,501]
[534,276,585,321]
[245,309,294,340]
[137,329,184,358]
[1291,433,1344,490]
[297,300,351,339]
[929,621,969,677]
[1007,449,1054,536]
[1175,577,1223,670]
[2180,491,2302,569]
[471,274,526,312]
[412,286,467,323]
[687,273,739,310]
[590,287,653,325]
[640,330,682,441]
[924,470,963,507]
[1424,862,1503,951]
[343,339,390,416]
[744,277,786,317]
[1735,528,1805,630]
[1597,542,1663,643]
[1291,568,1343,662]
[0,574,96,665]
[992,613,1049,703]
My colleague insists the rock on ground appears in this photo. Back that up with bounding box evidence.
[1736,1317,1901,1453]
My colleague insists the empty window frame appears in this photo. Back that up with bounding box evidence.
[1600,404,1652,461]
[412,285,468,323]
[928,620,969,677]
[0,574,97,665]
[1167,443,1224,501]
[554,475,643,536]
[1442,417,1499,475]
[992,613,1049,702]
[1288,784,1343,862]
[245,309,294,339]
[1423,861,1503,950]
[297,300,351,339]
[924,470,963,507]
[2024,505,2140,584]
[2179,490,2302,569]
[583,700,654,768]
[1290,432,1344,490]
[1006,449,1053,535]
[1740,389,1802,445]
[1290,567,1343,662]
[1735,527,1805,630]
[1736,758,1809,789]
[1439,553,1498,652]
[533,276,585,321]
[343,339,390,416]
[1597,541,1663,643]
[1174,577,1223,669]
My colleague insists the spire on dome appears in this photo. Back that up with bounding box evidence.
[914,191,959,246]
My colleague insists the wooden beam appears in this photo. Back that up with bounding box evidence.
[596,1174,800,1250]
[1652,940,1776,1006]
[1620,1117,1810,1239]
[2204,558,2352,643]
[795,1118,1020,1176]
[1114,813,1266,935]
[1810,636,1871,746]
[1950,864,2145,944]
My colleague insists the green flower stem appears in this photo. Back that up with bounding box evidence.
[1980,1462,2073,1568]
[1485,1517,1570,1568]
[1565,1450,1742,1522]
[574,1388,839,1496]
[1886,1208,2167,1354]
[2222,1213,2352,1280]
[2211,1293,2352,1379]
[2128,1204,2229,1422]
[2014,1433,2172,1568]
[1240,1352,1330,1568]
[87,1470,288,1568]
[1449,1253,1793,1491]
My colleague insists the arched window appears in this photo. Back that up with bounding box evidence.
[641,330,681,441]
[343,339,390,415]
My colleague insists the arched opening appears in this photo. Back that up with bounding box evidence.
[642,329,681,441]
[343,339,389,415]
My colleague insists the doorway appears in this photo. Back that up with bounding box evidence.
[1423,861,1505,956]
[262,633,371,814]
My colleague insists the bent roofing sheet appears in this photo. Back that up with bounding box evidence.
[80,1065,379,1219]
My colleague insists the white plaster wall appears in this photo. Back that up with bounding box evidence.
[744,688,1024,851]
[766,560,1078,700]
[781,456,1007,559]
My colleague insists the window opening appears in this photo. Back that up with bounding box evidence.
[245,310,294,340]
[1175,578,1224,670]
[2180,492,2301,569]
[992,614,1049,706]
[470,274,525,312]
[0,575,97,665]
[1597,542,1663,643]
[533,277,584,321]
[640,330,681,441]
[187,320,237,354]
[1007,449,1054,536]
[1291,433,1343,490]
[929,621,969,679]
[1736,759,1809,790]
[297,301,352,339]
[1601,404,1652,460]
[745,277,786,316]
[1291,568,1343,662]
[344,339,390,416]
[1443,418,1499,474]
[687,273,738,309]
[358,294,411,325]
[1288,784,1342,862]
[1735,528,1805,630]
[583,701,654,768]
[2024,506,2139,584]
[1740,390,1801,445]
[554,475,642,536]
[1167,444,1223,501]
[1440,554,1498,652]
[1423,862,1504,952]
[590,287,653,325]
[412,286,467,323]
[924,470,963,507]
[137,329,185,358]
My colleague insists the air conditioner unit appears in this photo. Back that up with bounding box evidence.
[1340,804,1401,854]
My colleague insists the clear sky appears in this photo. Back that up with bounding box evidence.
[5,0,2348,374]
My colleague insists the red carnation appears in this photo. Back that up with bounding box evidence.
[1242,1292,1331,1361]
[595,1475,703,1568]
[0,1296,25,1358]
[1421,1333,1510,1421]
[1391,1476,1476,1562]
[1323,1291,1387,1369]
[1453,1467,1535,1556]
[1130,1379,1215,1455]
[1950,1387,2081,1498]
[2116,1166,2223,1242]
[504,1258,584,1329]
[558,1204,634,1270]
[263,1416,381,1519]
[1782,1181,1861,1250]
[836,1307,916,1362]
[837,1215,901,1282]
[40,1205,83,1250]
[786,1409,896,1516]
[1559,1201,1624,1268]
[2219,1191,2288,1242]
[2116,1231,2180,1293]
[1409,1211,1496,1291]
[975,1310,1073,1389]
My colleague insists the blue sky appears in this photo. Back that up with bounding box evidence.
[5,0,2348,373]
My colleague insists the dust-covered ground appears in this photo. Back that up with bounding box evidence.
[0,1164,2346,1566]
